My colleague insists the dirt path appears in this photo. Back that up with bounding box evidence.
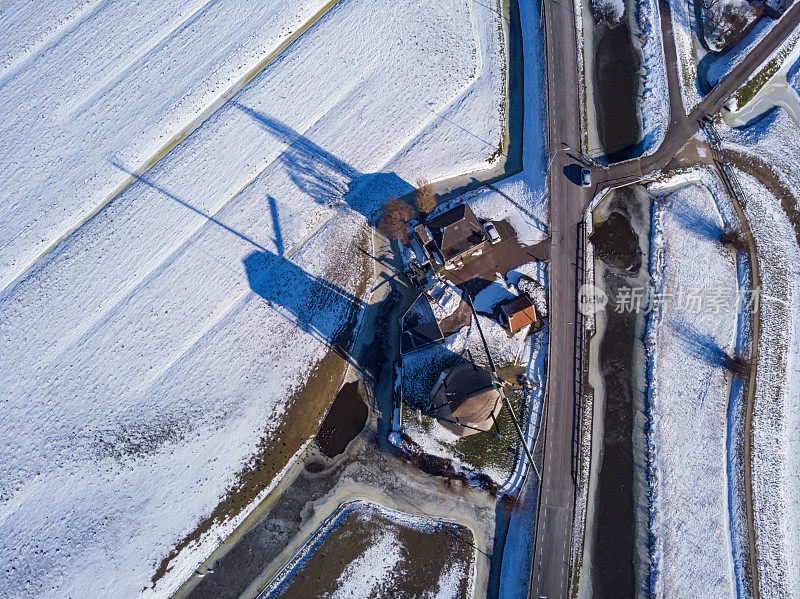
[712,155,762,599]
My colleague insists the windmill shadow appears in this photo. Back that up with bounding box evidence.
[243,249,367,370]
[232,102,414,217]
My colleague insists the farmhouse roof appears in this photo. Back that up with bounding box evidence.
[425,204,486,260]
[442,363,500,425]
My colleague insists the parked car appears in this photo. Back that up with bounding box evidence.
[483,221,501,243]
[580,167,591,187]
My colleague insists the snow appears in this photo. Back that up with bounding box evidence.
[330,528,402,599]
[645,180,740,597]
[427,561,469,599]
[428,281,463,321]
[473,275,515,313]
[702,0,760,53]
[717,109,800,598]
[592,0,625,23]
[480,0,548,239]
[0,1,508,597]
[0,0,330,290]
[638,0,670,156]
[264,499,475,598]
[706,17,777,87]
[669,0,792,111]
[668,0,704,111]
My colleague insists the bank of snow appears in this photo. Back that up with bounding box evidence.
[645,179,740,597]
[638,0,670,155]
[719,108,800,598]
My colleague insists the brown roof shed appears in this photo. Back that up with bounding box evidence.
[500,295,538,333]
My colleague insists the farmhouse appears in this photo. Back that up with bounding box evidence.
[414,204,489,268]
[430,361,502,436]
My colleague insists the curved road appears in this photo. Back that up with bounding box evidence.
[530,0,800,597]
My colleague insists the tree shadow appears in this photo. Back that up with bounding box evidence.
[668,317,738,372]
[232,102,414,217]
[668,189,724,241]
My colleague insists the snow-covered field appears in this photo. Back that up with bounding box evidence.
[0,1,508,597]
[638,0,670,155]
[645,178,741,597]
[719,108,800,598]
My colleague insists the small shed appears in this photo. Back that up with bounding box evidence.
[500,295,538,334]
[430,362,502,437]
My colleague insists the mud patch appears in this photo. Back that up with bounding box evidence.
[265,501,474,598]
[315,381,368,458]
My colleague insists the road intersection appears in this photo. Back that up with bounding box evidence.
[530,0,800,597]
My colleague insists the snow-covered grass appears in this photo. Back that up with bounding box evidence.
[645,180,741,597]
[0,1,509,597]
[668,0,792,111]
[0,0,330,290]
[668,0,704,111]
[706,17,778,87]
[718,108,800,598]
[725,23,800,115]
[486,0,548,234]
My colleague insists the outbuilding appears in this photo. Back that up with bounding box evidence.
[499,294,538,334]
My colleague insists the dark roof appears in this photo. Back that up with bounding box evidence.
[441,362,500,424]
[500,295,537,333]
[401,322,443,353]
[425,204,486,260]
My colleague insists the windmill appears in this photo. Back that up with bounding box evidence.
[423,283,541,480]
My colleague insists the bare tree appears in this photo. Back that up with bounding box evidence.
[414,178,437,217]
[378,197,415,244]
[719,227,748,254]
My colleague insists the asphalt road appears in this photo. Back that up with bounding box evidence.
[528,0,590,594]
[530,1,800,597]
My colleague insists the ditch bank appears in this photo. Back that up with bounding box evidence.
[579,185,652,598]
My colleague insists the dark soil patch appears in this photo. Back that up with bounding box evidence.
[315,381,368,458]
[269,504,474,598]
[304,461,326,473]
